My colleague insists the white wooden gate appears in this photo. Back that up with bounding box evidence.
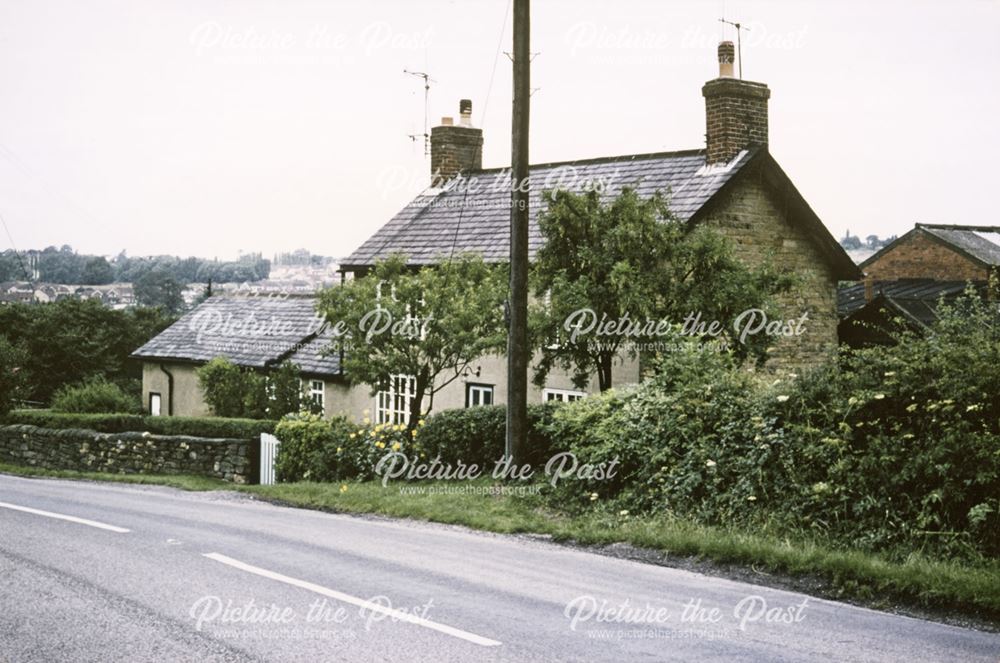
[259,433,281,485]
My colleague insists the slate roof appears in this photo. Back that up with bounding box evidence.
[860,224,1000,272]
[342,148,756,270]
[837,279,983,325]
[916,224,1000,267]
[131,296,342,377]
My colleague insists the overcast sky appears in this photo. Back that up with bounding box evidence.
[1,0,997,261]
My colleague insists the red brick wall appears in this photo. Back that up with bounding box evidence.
[863,231,987,281]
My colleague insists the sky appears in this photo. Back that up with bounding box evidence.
[0,0,998,261]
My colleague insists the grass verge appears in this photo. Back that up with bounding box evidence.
[0,462,229,491]
[3,463,998,623]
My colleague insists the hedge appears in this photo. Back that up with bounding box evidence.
[416,403,565,469]
[1,410,275,439]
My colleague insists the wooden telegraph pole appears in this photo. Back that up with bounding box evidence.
[506,0,530,464]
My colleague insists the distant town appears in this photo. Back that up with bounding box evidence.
[0,247,340,311]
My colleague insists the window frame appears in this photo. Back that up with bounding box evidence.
[375,374,417,425]
[309,379,325,411]
[465,383,495,408]
[542,387,586,404]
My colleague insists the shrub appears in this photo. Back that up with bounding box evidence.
[0,409,274,439]
[197,357,317,420]
[51,377,141,414]
[417,403,564,470]
[275,414,418,482]
[540,288,1000,559]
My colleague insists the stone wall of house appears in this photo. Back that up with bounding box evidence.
[862,230,987,281]
[700,173,839,370]
[0,425,252,483]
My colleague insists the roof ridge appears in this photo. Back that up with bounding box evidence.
[916,223,1000,232]
[463,148,705,175]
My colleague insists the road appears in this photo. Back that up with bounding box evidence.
[0,474,997,662]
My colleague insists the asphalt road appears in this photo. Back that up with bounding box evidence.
[0,475,997,662]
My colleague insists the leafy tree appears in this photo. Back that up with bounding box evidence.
[531,187,792,391]
[317,254,506,428]
[196,357,314,420]
[134,269,186,313]
[0,299,174,403]
[0,335,28,414]
[81,256,115,285]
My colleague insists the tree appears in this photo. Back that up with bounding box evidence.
[317,254,507,428]
[134,269,186,313]
[0,299,174,403]
[81,256,115,285]
[0,335,28,414]
[531,187,793,391]
[196,357,314,420]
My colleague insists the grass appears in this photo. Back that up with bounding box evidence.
[3,462,998,623]
[0,462,230,491]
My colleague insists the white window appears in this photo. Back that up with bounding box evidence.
[309,380,325,411]
[149,393,161,416]
[376,374,416,425]
[543,388,586,403]
[466,384,494,407]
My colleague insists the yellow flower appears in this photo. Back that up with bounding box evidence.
[363,417,371,425]
[391,442,401,451]
[369,430,376,437]
[411,430,417,438]
[339,484,348,493]
[337,447,342,453]
[418,419,425,427]
[349,433,356,439]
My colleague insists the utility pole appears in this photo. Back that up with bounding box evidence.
[506,0,530,464]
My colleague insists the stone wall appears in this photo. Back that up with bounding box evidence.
[700,172,839,370]
[0,425,253,483]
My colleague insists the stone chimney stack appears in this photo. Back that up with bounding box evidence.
[430,99,483,187]
[702,42,770,165]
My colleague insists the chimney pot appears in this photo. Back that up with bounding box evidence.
[717,41,735,78]
[430,99,483,186]
[702,43,770,165]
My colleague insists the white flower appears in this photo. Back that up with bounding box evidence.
[776,395,790,403]
[874,393,885,400]
[705,459,717,468]
[619,510,630,516]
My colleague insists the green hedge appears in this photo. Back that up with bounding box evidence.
[417,403,565,469]
[1,410,274,439]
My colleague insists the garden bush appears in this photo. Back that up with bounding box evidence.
[541,288,1000,560]
[275,414,419,482]
[416,403,563,470]
[50,377,141,414]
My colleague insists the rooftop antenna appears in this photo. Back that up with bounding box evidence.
[719,18,750,78]
[404,69,435,156]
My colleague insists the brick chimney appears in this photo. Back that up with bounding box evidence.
[430,99,483,187]
[702,42,770,165]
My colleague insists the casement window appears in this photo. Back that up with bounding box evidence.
[309,380,325,411]
[542,388,586,404]
[149,392,162,416]
[376,374,416,425]
[466,383,494,407]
